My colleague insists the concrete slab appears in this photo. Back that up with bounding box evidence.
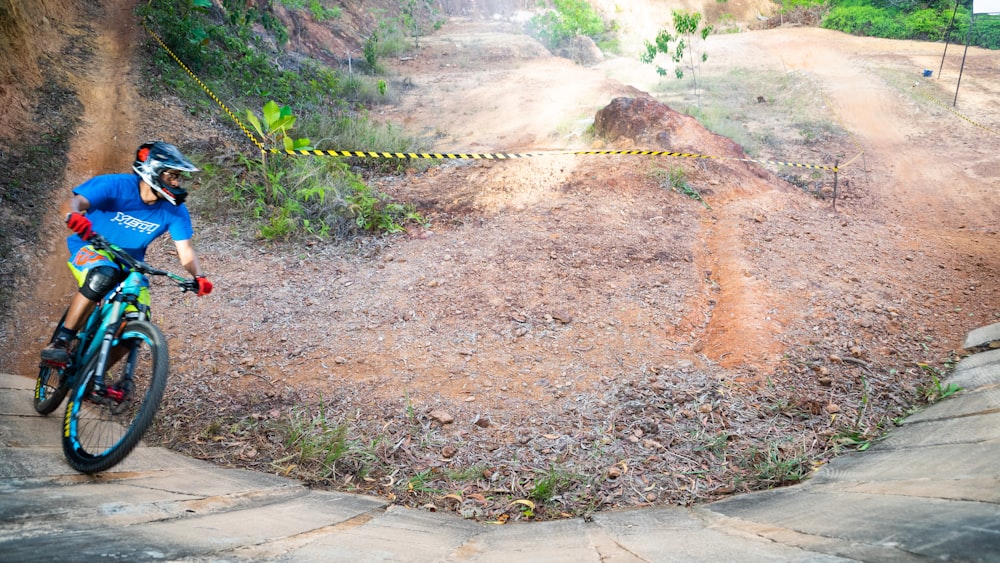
[963,323,1000,351]
[710,489,1000,562]
[806,440,1000,485]
[882,411,1000,447]
[838,477,1000,503]
[0,489,389,562]
[901,388,1000,423]
[593,507,852,562]
[0,442,221,480]
[0,416,63,448]
[946,348,1000,390]
[230,504,486,562]
[0,389,54,418]
[451,518,602,562]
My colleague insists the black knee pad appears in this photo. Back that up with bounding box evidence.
[80,266,124,300]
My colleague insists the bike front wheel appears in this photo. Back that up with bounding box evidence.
[34,310,70,415]
[62,320,169,474]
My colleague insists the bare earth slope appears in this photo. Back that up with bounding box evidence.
[2,1,998,518]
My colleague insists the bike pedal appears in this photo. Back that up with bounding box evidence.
[104,387,126,402]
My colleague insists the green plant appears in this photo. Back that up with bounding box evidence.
[346,183,427,233]
[695,430,730,459]
[279,405,355,478]
[406,469,444,495]
[363,30,382,74]
[528,465,578,503]
[650,166,710,209]
[400,0,443,48]
[283,0,342,22]
[831,430,873,452]
[445,464,488,482]
[246,100,313,153]
[641,10,713,102]
[745,441,811,486]
[917,363,962,403]
[528,0,607,50]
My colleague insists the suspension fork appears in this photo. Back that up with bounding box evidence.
[91,300,127,393]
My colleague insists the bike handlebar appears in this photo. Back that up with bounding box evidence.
[87,233,199,293]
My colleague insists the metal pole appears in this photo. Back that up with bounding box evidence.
[938,1,960,78]
[832,160,839,211]
[954,14,975,107]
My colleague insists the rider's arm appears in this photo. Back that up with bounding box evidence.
[174,239,204,278]
[61,194,91,217]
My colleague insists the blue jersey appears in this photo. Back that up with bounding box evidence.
[67,174,193,261]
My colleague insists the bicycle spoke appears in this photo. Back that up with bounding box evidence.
[63,321,167,473]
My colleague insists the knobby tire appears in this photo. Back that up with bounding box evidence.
[33,310,70,415]
[62,320,168,474]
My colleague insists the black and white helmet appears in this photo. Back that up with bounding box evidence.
[132,141,199,205]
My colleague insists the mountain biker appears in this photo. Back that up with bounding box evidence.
[40,141,213,366]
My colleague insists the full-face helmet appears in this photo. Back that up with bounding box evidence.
[132,141,199,205]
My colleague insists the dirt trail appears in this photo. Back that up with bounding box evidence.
[8,0,144,376]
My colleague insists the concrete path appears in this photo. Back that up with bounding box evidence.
[2,324,1000,562]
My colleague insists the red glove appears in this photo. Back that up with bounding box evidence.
[195,276,213,297]
[66,212,93,240]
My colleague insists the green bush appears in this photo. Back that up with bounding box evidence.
[779,0,829,9]
[528,0,607,50]
[968,16,1000,49]
[823,6,908,38]
[140,0,430,240]
[821,0,999,49]
[903,8,949,41]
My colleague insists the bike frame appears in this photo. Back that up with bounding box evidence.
[75,270,148,388]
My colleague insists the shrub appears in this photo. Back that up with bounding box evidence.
[527,0,607,50]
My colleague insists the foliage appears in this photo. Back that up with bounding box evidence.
[346,184,426,234]
[400,0,444,47]
[742,441,811,487]
[279,0,341,22]
[276,404,381,479]
[968,16,1000,50]
[202,148,426,241]
[776,0,829,11]
[822,5,912,38]
[641,10,713,104]
[527,465,581,503]
[139,0,432,239]
[246,100,313,153]
[821,0,1000,49]
[527,0,608,50]
[917,363,963,402]
[650,166,711,209]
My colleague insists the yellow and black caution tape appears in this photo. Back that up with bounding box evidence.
[144,19,844,173]
[270,149,556,160]
[269,148,843,171]
[913,83,999,137]
[142,20,266,154]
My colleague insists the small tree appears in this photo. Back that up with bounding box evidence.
[245,100,312,192]
[641,10,713,103]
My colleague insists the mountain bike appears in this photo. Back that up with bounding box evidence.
[33,232,199,473]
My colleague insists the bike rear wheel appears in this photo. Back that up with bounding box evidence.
[62,320,168,473]
[34,310,70,415]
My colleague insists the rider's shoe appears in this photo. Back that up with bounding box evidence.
[40,338,71,366]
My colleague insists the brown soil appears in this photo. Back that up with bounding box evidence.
[2,0,999,520]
